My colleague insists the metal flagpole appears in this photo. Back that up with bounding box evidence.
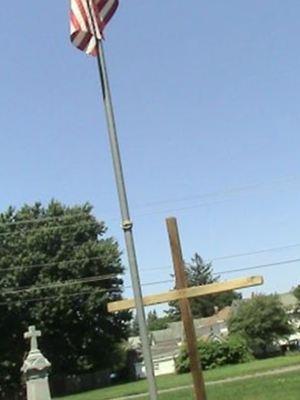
[94,38,158,400]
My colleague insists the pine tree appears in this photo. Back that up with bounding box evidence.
[166,253,240,321]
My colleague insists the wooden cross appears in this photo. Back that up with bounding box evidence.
[108,217,264,400]
[24,325,41,352]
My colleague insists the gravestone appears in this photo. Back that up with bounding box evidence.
[21,326,52,400]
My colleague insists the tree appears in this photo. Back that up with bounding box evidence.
[294,285,300,315]
[166,253,240,321]
[129,311,169,335]
[228,294,293,357]
[130,314,140,336]
[147,310,169,331]
[294,286,300,301]
[0,201,131,399]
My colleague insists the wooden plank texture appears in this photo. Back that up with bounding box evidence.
[166,217,207,400]
[107,275,263,312]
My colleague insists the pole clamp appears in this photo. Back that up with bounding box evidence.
[122,219,133,231]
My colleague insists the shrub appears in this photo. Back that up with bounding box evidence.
[175,335,252,374]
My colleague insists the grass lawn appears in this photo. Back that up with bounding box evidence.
[55,353,300,400]
[159,371,300,400]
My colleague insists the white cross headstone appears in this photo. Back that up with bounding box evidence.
[24,326,41,352]
[21,325,52,400]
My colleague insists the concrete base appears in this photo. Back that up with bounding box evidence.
[26,377,52,400]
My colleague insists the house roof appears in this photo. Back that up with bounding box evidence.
[128,307,232,361]
[152,328,178,343]
[194,306,231,328]
[279,292,298,309]
[151,339,179,360]
[164,306,232,338]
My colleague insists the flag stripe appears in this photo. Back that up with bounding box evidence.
[70,11,81,31]
[100,0,116,20]
[101,0,118,26]
[75,0,90,31]
[70,0,119,56]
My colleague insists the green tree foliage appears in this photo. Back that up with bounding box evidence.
[0,201,131,398]
[294,285,300,315]
[147,310,169,331]
[129,311,169,335]
[130,314,140,336]
[294,286,300,301]
[167,253,241,321]
[176,335,252,373]
[229,294,293,357]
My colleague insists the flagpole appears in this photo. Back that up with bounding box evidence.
[94,39,158,400]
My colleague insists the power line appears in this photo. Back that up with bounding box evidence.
[3,280,173,307]
[141,279,173,287]
[132,186,298,218]
[135,174,300,210]
[129,175,300,219]
[0,256,105,273]
[127,257,300,290]
[215,257,300,276]
[0,287,120,307]
[132,198,229,219]
[2,273,119,295]
[4,277,173,298]
[0,220,100,238]
[0,174,299,234]
[1,241,299,278]
[138,242,300,273]
[0,212,95,228]
[208,243,300,263]
[2,257,299,305]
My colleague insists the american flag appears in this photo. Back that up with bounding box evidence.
[70,0,119,56]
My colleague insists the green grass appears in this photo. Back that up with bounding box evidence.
[159,371,300,400]
[55,353,300,400]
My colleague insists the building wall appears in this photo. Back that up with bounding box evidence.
[153,358,176,376]
[137,357,176,378]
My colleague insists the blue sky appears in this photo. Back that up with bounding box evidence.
[1,1,300,307]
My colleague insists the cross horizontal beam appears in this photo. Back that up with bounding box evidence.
[108,275,263,312]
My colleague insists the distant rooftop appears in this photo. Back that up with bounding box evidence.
[128,306,232,362]
[278,292,298,309]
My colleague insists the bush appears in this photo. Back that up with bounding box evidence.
[228,294,293,357]
[175,335,252,374]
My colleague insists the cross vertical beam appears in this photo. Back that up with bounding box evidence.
[166,217,207,400]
